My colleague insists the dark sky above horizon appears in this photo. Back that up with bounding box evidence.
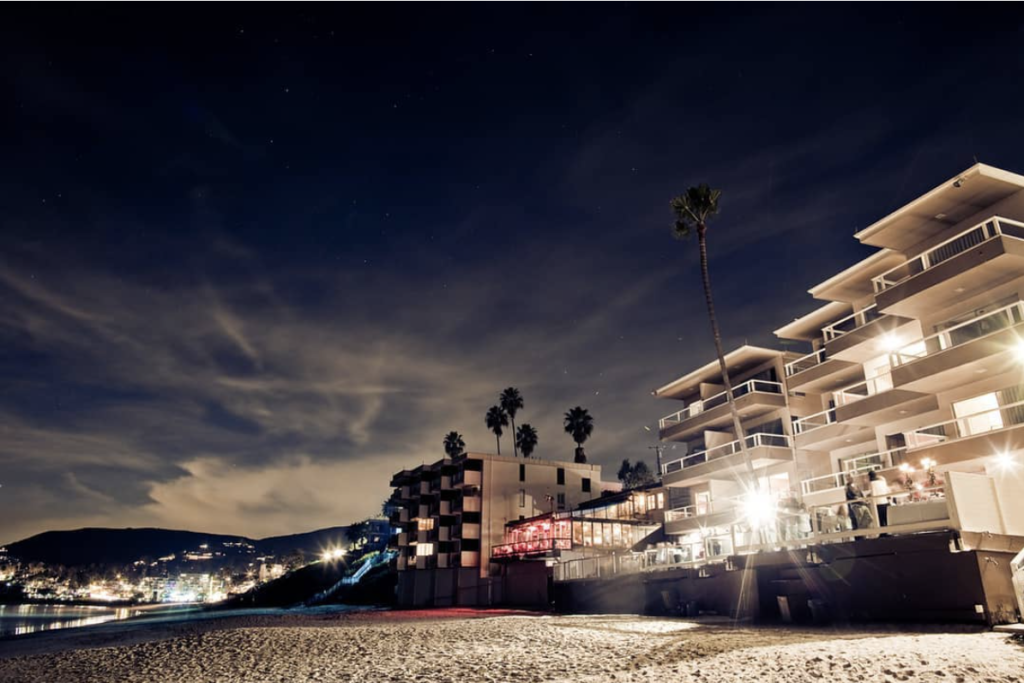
[3,4,1024,543]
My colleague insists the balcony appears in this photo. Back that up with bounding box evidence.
[872,216,1024,318]
[890,302,1024,393]
[491,538,572,560]
[831,375,938,427]
[457,470,482,488]
[821,304,920,362]
[661,433,793,488]
[793,407,873,451]
[799,449,903,507]
[663,498,740,535]
[658,379,786,441]
[905,398,1024,468]
[784,348,865,393]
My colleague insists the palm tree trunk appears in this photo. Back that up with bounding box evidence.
[511,418,518,457]
[697,225,758,492]
[495,433,501,455]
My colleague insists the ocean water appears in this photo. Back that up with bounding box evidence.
[0,603,200,638]
[0,603,364,639]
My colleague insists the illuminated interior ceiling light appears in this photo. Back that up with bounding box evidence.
[880,333,900,354]
[1015,341,1024,363]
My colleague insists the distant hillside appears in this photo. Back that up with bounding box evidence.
[3,525,351,567]
[257,527,349,557]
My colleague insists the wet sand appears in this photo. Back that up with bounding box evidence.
[0,608,1021,682]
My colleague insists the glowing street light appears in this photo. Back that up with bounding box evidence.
[321,547,345,562]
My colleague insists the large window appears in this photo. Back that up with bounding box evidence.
[953,393,1003,436]
[417,518,434,531]
[415,543,434,557]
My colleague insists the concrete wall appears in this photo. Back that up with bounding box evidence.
[644,563,759,619]
[553,574,646,615]
[502,561,551,608]
[551,533,1021,625]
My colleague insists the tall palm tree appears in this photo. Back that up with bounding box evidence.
[500,387,525,457]
[563,406,594,463]
[671,184,756,490]
[515,424,538,459]
[485,405,509,455]
[442,431,465,459]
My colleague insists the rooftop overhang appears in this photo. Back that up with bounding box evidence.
[807,249,906,303]
[652,345,784,400]
[855,164,1024,251]
[774,301,852,342]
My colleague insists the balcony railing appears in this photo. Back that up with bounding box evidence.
[491,538,572,558]
[832,372,894,407]
[822,304,881,342]
[793,407,837,434]
[872,216,1024,293]
[784,348,825,377]
[905,398,1024,449]
[889,301,1024,367]
[799,448,903,495]
[658,379,784,429]
[661,433,791,475]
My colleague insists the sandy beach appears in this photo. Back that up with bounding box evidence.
[0,608,1021,683]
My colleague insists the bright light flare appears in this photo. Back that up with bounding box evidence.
[740,490,777,530]
[994,451,1018,472]
[321,547,345,562]
[881,333,901,354]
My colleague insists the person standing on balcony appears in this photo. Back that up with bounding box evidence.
[844,476,874,534]
[868,469,890,529]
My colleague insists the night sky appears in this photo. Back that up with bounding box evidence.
[3,5,1024,543]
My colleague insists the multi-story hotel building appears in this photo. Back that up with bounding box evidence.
[630,164,1024,623]
[389,451,616,607]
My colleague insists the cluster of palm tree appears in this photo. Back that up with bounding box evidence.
[485,387,539,457]
[441,390,596,463]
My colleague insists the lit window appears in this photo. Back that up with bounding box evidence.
[417,518,434,531]
[416,543,434,557]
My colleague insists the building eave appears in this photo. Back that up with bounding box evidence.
[854,164,1024,250]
